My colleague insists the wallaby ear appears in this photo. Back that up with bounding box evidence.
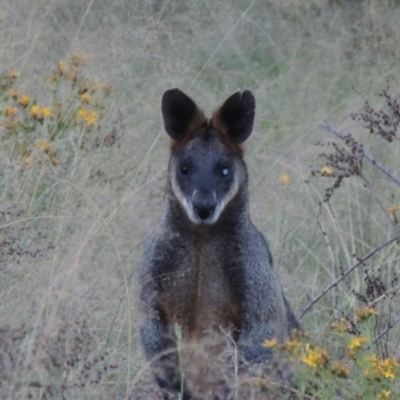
[211,90,255,144]
[161,88,205,141]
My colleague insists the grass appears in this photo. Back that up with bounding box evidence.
[1,0,400,398]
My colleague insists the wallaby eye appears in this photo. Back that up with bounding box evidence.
[180,165,189,175]
[221,168,230,177]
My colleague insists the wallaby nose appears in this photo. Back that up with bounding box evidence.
[192,196,217,220]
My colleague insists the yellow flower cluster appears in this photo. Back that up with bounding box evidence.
[264,336,331,371]
[78,108,101,125]
[22,139,58,167]
[1,53,113,169]
[10,88,19,100]
[348,336,369,350]
[355,306,379,321]
[2,70,19,89]
[4,70,19,80]
[263,308,400,397]
[35,139,52,154]
[377,389,392,400]
[301,343,329,369]
[55,53,89,82]
[331,361,350,378]
[387,204,399,214]
[262,319,400,400]
[4,106,18,117]
[29,105,52,119]
[363,355,398,380]
[79,93,94,104]
[348,336,369,359]
[19,95,30,107]
[331,318,349,334]
[23,156,34,166]
[284,338,302,355]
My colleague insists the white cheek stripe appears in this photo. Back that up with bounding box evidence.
[170,170,202,223]
[170,166,240,225]
[208,176,239,224]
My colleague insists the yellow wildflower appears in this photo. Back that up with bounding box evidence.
[4,70,19,80]
[387,204,399,214]
[78,108,87,118]
[355,307,379,321]
[377,390,392,400]
[382,368,395,379]
[30,105,42,119]
[320,165,334,176]
[2,70,19,89]
[364,355,397,380]
[42,107,52,118]
[4,106,18,117]
[263,337,278,348]
[378,357,397,379]
[71,52,89,66]
[78,108,101,125]
[10,88,20,99]
[284,338,302,355]
[19,95,30,107]
[278,173,291,184]
[331,318,349,334]
[58,60,65,74]
[348,336,369,350]
[348,336,369,360]
[79,93,93,103]
[23,156,34,166]
[363,354,379,379]
[35,139,52,154]
[301,344,329,369]
[88,110,101,125]
[331,361,350,378]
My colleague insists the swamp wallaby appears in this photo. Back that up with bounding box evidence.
[138,89,300,398]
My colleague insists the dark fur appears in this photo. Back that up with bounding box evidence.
[138,89,300,399]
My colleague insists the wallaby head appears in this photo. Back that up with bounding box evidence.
[161,88,255,224]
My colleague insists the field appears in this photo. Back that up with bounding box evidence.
[1,1,400,398]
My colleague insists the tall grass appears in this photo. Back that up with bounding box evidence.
[1,0,400,398]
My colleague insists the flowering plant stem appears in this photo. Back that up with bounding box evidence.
[319,122,400,188]
[299,234,400,320]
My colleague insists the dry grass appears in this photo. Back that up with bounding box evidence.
[1,0,400,398]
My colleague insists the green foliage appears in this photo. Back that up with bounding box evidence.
[0,54,113,172]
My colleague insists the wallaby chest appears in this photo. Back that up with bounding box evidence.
[157,233,241,339]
